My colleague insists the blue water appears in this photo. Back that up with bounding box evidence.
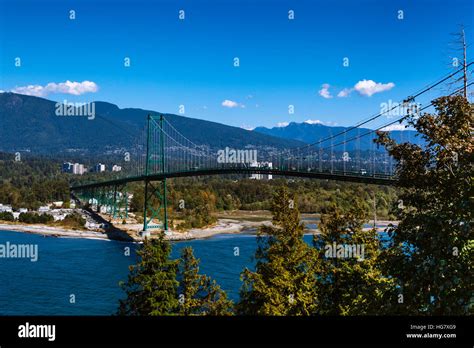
[0,227,390,315]
[0,230,265,315]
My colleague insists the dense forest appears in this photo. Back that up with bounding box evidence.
[0,153,70,209]
[0,151,398,226]
[109,177,398,229]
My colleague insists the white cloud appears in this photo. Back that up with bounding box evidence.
[380,123,407,131]
[304,119,338,126]
[241,124,255,130]
[337,88,352,98]
[11,85,45,96]
[276,122,289,127]
[0,90,4,93]
[221,99,239,108]
[354,80,395,97]
[304,119,324,124]
[318,84,332,99]
[11,80,99,97]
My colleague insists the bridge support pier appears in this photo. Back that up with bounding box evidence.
[142,179,168,232]
[112,185,129,219]
[142,114,169,233]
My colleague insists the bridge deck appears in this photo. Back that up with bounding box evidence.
[70,168,396,190]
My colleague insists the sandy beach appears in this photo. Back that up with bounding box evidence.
[0,220,259,242]
[0,223,111,240]
[0,215,396,242]
[164,219,273,241]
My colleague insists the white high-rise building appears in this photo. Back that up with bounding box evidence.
[80,164,87,175]
[72,163,80,174]
[71,163,87,175]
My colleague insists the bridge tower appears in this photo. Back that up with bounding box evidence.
[142,114,168,232]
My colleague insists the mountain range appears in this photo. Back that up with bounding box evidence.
[0,93,305,156]
[254,122,422,151]
[0,93,422,158]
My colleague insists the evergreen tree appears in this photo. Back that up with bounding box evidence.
[177,247,233,315]
[118,236,179,315]
[375,95,473,314]
[237,186,318,315]
[313,201,395,315]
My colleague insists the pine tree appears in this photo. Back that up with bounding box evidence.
[375,95,473,314]
[118,236,179,315]
[177,247,233,315]
[313,200,395,315]
[237,186,318,315]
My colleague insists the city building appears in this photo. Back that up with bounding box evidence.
[62,162,73,173]
[72,163,87,175]
[38,206,50,213]
[92,163,106,173]
[0,204,13,213]
[63,162,87,175]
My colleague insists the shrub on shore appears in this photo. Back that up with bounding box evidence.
[18,212,54,224]
[0,211,14,222]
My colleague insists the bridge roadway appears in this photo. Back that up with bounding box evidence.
[70,168,396,190]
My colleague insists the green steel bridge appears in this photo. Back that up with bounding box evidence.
[70,69,472,232]
[70,113,398,232]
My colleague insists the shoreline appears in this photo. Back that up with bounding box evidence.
[0,217,396,242]
[0,223,111,240]
[0,219,266,242]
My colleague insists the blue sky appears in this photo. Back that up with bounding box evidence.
[0,0,472,129]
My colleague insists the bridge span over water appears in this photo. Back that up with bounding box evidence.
[71,114,398,232]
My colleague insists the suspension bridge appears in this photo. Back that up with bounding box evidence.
[70,65,472,232]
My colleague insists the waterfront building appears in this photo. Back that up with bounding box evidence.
[0,204,13,213]
[38,206,50,213]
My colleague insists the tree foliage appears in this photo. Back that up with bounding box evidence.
[118,239,233,316]
[18,212,54,224]
[118,237,179,316]
[177,247,233,315]
[0,211,14,221]
[375,95,473,315]
[237,186,318,315]
[314,201,394,315]
[0,154,70,210]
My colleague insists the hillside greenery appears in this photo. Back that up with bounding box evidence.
[0,92,303,155]
[0,153,70,210]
